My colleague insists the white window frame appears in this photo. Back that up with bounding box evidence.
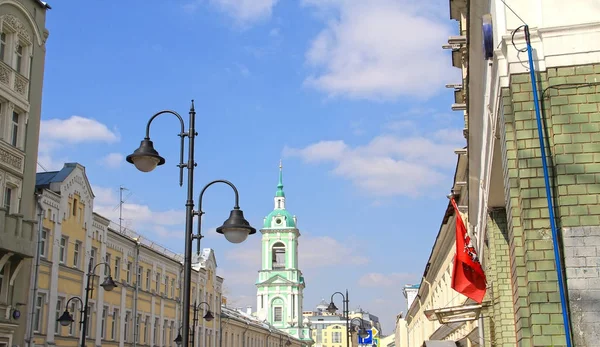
[73,241,81,268]
[54,297,64,334]
[0,32,6,62]
[68,300,77,336]
[3,184,13,213]
[126,262,132,284]
[104,253,111,276]
[90,247,97,269]
[59,236,67,264]
[86,303,94,338]
[273,306,283,322]
[34,293,44,333]
[124,311,130,342]
[111,308,119,340]
[114,257,120,281]
[39,229,48,258]
[101,306,108,339]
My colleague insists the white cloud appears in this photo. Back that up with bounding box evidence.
[41,116,119,144]
[303,0,453,100]
[91,185,186,239]
[38,116,120,172]
[358,272,418,287]
[284,131,464,197]
[99,153,124,169]
[224,234,369,270]
[185,0,278,24]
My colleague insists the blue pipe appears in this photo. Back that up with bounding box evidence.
[524,25,573,347]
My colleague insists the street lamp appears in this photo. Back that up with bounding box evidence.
[174,325,183,346]
[350,318,370,340]
[328,290,349,347]
[190,301,215,346]
[126,101,256,347]
[56,262,116,347]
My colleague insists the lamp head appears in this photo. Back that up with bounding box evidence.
[203,310,215,322]
[358,328,369,339]
[126,138,165,172]
[216,209,256,244]
[57,310,74,327]
[174,332,183,346]
[326,302,338,314]
[100,276,117,292]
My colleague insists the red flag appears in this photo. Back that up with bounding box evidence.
[450,197,487,303]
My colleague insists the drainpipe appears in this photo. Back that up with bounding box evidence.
[132,237,141,347]
[219,313,230,347]
[266,328,272,347]
[242,322,250,347]
[27,192,43,347]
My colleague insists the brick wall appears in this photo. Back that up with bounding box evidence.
[485,209,517,346]
[562,226,600,346]
[498,63,600,346]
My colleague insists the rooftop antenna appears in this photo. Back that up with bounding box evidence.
[119,185,129,233]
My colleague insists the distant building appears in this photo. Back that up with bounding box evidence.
[304,303,381,347]
[255,164,312,344]
[401,285,419,311]
[220,306,304,347]
[29,163,223,347]
[0,0,50,345]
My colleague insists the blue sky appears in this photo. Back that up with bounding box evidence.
[39,0,462,333]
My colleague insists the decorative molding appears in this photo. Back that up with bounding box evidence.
[0,14,31,44]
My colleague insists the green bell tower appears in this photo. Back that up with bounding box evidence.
[256,162,312,343]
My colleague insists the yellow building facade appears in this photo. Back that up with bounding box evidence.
[29,163,223,347]
[305,303,379,347]
[220,306,304,347]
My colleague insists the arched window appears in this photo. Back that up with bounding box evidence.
[272,242,286,269]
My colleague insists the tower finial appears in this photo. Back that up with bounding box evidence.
[276,160,285,198]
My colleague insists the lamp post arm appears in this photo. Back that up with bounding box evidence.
[143,109,188,186]
[195,179,241,254]
[91,261,112,277]
[196,301,211,312]
[330,291,345,303]
[64,296,85,322]
[144,110,186,140]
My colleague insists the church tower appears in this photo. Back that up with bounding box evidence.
[256,163,311,342]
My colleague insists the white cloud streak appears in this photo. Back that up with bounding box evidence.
[284,131,464,197]
[303,0,453,100]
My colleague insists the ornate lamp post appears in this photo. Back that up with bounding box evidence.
[327,290,349,347]
[190,301,214,346]
[126,101,256,347]
[57,262,117,347]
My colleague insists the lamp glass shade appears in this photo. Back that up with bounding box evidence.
[358,329,369,339]
[100,276,117,291]
[203,310,214,322]
[57,311,74,326]
[132,156,161,172]
[326,302,338,314]
[174,332,183,346]
[126,139,165,173]
[216,209,256,244]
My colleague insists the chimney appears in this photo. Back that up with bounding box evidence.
[246,306,252,315]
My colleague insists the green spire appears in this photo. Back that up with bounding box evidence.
[276,160,285,197]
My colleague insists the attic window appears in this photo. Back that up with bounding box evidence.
[73,198,78,216]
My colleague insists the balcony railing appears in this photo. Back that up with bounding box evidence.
[0,60,29,98]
